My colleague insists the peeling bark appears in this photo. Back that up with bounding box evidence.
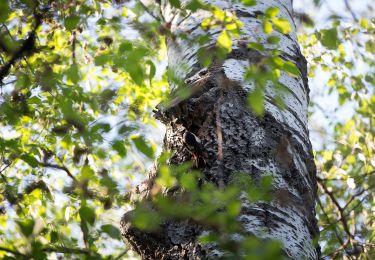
[121,0,319,259]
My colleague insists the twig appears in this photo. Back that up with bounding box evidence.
[0,161,11,176]
[343,184,375,210]
[321,240,350,259]
[321,193,371,233]
[318,178,355,241]
[136,0,161,22]
[0,246,27,257]
[1,23,36,77]
[0,12,43,83]
[316,194,346,245]
[343,0,358,22]
[71,31,76,64]
[39,162,76,182]
[42,245,91,255]
[113,250,129,260]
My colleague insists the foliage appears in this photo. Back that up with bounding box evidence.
[300,7,375,258]
[0,0,373,259]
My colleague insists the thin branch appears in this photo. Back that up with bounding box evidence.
[321,240,350,259]
[321,193,371,233]
[0,246,27,257]
[42,245,91,255]
[0,162,11,176]
[343,0,359,22]
[0,12,43,83]
[318,178,355,241]
[71,31,77,64]
[317,194,346,245]
[39,162,76,182]
[1,23,36,76]
[343,184,375,210]
[136,0,161,22]
[113,250,129,260]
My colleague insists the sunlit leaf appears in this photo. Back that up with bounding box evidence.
[318,27,339,50]
[217,30,232,52]
[101,224,121,239]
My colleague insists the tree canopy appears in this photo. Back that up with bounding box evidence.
[0,0,374,259]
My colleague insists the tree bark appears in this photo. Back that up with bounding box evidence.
[121,0,320,259]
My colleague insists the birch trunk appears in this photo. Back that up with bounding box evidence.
[121,0,320,259]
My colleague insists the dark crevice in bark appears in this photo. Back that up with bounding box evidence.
[265,96,309,135]
[283,45,310,99]
[235,10,264,18]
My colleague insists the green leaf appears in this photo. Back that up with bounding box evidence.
[267,36,280,44]
[64,16,80,31]
[20,154,39,168]
[101,224,121,239]
[265,7,279,18]
[227,201,241,217]
[27,96,41,105]
[359,18,369,29]
[272,18,292,34]
[81,165,95,179]
[180,174,197,190]
[118,41,133,53]
[186,0,204,11]
[131,136,154,158]
[241,0,257,7]
[94,54,111,66]
[146,60,156,81]
[50,230,59,243]
[133,208,161,231]
[112,140,127,157]
[248,87,265,116]
[125,47,148,85]
[263,20,273,34]
[79,205,96,225]
[91,123,111,133]
[283,61,300,77]
[65,64,80,83]
[170,0,181,8]
[16,219,35,237]
[0,0,10,23]
[318,28,339,50]
[247,42,265,51]
[217,30,232,52]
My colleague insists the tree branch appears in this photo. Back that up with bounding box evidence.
[0,12,43,83]
[318,178,355,241]
[321,193,371,233]
[343,184,375,210]
[343,0,358,22]
[42,245,91,255]
[136,0,161,22]
[316,194,346,246]
[0,246,27,257]
[39,162,76,182]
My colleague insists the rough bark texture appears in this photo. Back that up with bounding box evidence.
[121,0,319,259]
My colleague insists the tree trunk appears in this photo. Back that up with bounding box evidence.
[121,0,320,259]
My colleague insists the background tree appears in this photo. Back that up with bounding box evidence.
[0,0,373,259]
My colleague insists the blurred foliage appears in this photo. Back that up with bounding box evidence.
[0,0,373,259]
[298,1,375,258]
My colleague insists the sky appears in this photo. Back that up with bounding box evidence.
[294,0,373,150]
